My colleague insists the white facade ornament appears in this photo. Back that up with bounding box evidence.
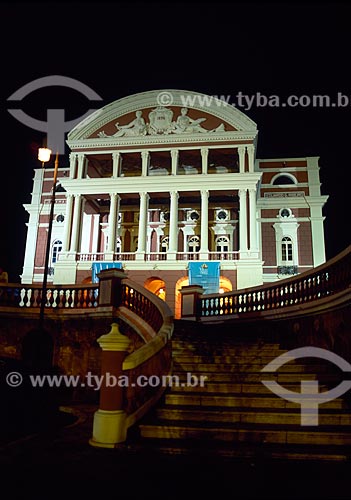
[148,106,174,135]
[97,107,226,138]
[98,110,147,138]
[172,108,224,134]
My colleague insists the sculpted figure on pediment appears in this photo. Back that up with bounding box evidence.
[98,110,147,138]
[172,108,225,134]
[97,106,225,138]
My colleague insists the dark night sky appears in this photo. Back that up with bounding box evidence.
[1,1,350,281]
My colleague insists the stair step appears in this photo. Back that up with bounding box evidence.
[156,407,351,426]
[172,371,342,383]
[139,422,351,445]
[138,329,351,458]
[165,393,345,409]
[172,343,284,353]
[128,438,351,461]
[169,382,329,394]
[172,362,334,373]
[172,354,295,364]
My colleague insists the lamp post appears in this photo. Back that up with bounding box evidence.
[38,148,59,330]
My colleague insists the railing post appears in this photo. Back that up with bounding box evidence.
[97,268,127,309]
[90,322,132,448]
[179,285,204,320]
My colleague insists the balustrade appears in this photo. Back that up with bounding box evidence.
[199,246,351,317]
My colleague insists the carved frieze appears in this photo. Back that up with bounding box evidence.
[97,107,225,138]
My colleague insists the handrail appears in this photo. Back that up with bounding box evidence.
[199,245,351,318]
[118,278,174,424]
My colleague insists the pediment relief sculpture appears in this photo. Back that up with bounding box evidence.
[97,107,225,138]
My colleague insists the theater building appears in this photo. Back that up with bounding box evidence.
[21,90,328,316]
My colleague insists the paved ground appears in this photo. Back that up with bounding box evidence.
[0,404,350,500]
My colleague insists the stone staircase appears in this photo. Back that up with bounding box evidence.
[136,327,351,461]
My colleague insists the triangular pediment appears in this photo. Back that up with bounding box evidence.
[67,89,257,144]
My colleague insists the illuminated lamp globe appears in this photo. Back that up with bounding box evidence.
[38,148,52,163]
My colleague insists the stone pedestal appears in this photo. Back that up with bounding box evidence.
[90,322,131,447]
[179,285,204,320]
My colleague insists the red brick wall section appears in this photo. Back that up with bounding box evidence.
[259,161,307,168]
[77,270,92,283]
[294,208,310,217]
[34,227,48,267]
[261,223,276,266]
[261,209,279,218]
[298,222,313,266]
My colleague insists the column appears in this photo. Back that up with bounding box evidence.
[171,149,179,175]
[168,191,179,259]
[249,188,258,252]
[309,204,326,266]
[69,194,82,252]
[21,169,44,283]
[112,152,120,178]
[238,189,248,254]
[69,153,77,179]
[136,192,149,259]
[62,194,74,252]
[200,190,209,258]
[77,153,85,179]
[107,193,120,253]
[307,157,327,266]
[238,146,246,174]
[141,151,149,176]
[201,147,209,174]
[247,144,255,173]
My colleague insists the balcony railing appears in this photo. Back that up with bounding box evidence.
[208,251,239,261]
[199,245,351,318]
[176,252,200,261]
[145,252,167,261]
[78,253,104,261]
[74,251,240,262]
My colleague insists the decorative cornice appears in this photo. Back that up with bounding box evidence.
[60,172,262,196]
[67,130,257,151]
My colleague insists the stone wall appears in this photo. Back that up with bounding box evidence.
[0,312,142,402]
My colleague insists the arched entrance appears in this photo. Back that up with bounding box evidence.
[175,276,189,319]
[219,276,233,294]
[144,277,166,301]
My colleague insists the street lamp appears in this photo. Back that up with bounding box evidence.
[38,147,59,330]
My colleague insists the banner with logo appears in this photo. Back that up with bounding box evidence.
[92,262,122,283]
[188,262,220,294]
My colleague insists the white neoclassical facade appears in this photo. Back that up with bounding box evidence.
[21,89,328,316]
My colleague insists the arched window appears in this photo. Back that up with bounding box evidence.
[272,174,297,185]
[281,237,293,262]
[216,236,230,252]
[188,235,200,252]
[51,239,62,264]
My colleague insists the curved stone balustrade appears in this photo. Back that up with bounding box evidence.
[199,245,351,319]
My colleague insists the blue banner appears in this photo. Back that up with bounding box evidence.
[188,262,220,294]
[92,262,122,283]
